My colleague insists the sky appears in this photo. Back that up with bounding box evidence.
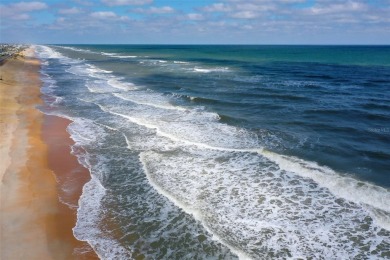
[0,0,389,44]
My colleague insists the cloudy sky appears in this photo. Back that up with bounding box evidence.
[0,0,389,44]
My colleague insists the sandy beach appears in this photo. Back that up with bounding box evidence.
[0,48,97,259]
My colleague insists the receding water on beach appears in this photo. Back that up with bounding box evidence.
[36,45,390,259]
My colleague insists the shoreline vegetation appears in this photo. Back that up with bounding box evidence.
[0,44,27,65]
[0,45,98,259]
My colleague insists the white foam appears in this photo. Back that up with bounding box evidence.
[125,108,390,231]
[39,70,64,108]
[140,149,390,258]
[67,119,135,258]
[139,59,170,66]
[140,152,253,260]
[62,58,141,94]
[101,94,390,225]
[36,45,82,65]
[100,52,137,58]
[93,95,389,258]
[113,92,187,111]
[262,150,390,220]
[59,46,96,54]
[112,55,137,58]
[67,119,108,145]
[85,81,106,93]
[233,75,263,83]
[36,45,66,59]
[66,63,111,80]
[73,176,132,259]
[101,52,118,56]
[193,67,230,73]
[97,104,258,151]
[84,78,137,93]
[86,64,113,74]
[53,96,63,105]
[107,78,137,91]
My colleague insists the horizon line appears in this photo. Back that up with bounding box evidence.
[2,42,389,46]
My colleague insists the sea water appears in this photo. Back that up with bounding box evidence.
[36,45,390,259]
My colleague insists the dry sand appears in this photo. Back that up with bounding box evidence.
[0,48,97,259]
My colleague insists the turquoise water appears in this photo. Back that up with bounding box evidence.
[37,45,390,259]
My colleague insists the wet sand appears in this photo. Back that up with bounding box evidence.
[0,48,98,259]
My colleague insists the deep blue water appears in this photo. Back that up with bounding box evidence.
[37,45,390,259]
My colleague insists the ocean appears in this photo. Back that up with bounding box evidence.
[35,45,390,259]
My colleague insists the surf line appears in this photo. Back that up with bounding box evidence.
[95,103,390,232]
[139,152,253,260]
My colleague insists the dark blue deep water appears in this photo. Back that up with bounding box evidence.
[37,45,390,259]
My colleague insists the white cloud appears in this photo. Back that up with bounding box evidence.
[101,0,152,6]
[235,3,275,12]
[90,11,118,19]
[59,7,82,15]
[2,0,389,44]
[277,0,306,3]
[308,1,367,15]
[202,3,232,12]
[57,17,66,23]
[0,1,47,20]
[133,6,175,14]
[10,1,47,12]
[90,11,130,22]
[13,13,30,20]
[199,0,382,26]
[187,13,204,20]
[242,24,254,30]
[230,11,259,19]
[72,0,94,6]
[201,1,275,20]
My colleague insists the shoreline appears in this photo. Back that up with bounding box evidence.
[0,48,98,259]
[42,115,98,259]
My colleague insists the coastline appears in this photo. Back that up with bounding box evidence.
[0,48,97,259]
[42,114,98,259]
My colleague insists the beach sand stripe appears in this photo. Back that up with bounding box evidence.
[0,48,98,259]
